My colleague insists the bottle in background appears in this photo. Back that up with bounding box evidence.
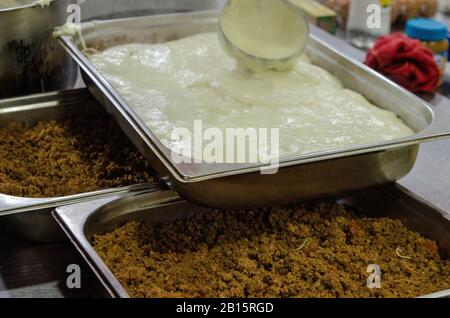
[442,0,450,15]
[347,0,392,49]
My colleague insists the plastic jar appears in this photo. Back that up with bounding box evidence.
[406,18,449,86]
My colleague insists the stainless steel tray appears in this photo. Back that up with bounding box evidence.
[59,11,450,208]
[53,185,450,298]
[0,89,162,242]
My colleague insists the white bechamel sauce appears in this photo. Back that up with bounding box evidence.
[89,33,414,157]
[34,0,53,8]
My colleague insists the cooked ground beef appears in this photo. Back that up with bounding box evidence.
[92,203,450,298]
[0,117,156,197]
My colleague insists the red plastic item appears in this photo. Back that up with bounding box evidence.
[365,33,440,93]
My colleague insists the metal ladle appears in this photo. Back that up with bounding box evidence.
[218,0,309,72]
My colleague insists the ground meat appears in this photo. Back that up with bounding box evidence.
[0,117,156,197]
[92,203,450,298]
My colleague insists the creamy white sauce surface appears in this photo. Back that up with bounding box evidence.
[34,0,53,8]
[89,33,414,157]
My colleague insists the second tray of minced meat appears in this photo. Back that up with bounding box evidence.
[0,90,158,198]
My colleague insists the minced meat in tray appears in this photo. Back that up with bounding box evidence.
[0,116,156,197]
[92,202,450,298]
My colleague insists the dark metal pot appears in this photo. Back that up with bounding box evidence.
[0,0,77,98]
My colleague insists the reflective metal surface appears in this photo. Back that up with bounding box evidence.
[0,0,77,98]
[0,89,162,242]
[54,185,450,298]
[80,0,225,21]
[0,228,106,298]
[58,11,450,208]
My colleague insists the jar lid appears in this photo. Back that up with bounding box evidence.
[406,18,448,42]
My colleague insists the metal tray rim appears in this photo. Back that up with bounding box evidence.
[53,188,450,298]
[54,190,181,298]
[0,183,160,216]
[0,89,163,217]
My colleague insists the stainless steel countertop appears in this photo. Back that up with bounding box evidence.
[2,14,450,298]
